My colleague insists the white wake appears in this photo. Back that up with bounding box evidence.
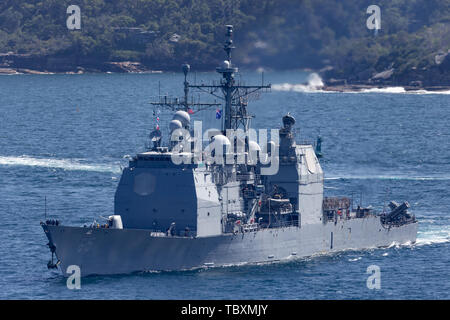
[357,87,450,94]
[0,155,121,174]
[325,175,450,181]
[416,225,450,246]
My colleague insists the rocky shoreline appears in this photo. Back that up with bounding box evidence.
[0,53,162,74]
[0,61,162,75]
[1,59,449,94]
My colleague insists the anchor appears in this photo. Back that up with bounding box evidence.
[47,242,60,269]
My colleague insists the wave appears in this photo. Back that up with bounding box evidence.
[273,84,450,94]
[348,257,362,262]
[0,155,121,174]
[357,87,450,94]
[358,87,406,93]
[383,224,450,248]
[325,175,450,181]
[2,156,448,182]
[272,73,327,93]
[272,73,450,94]
[416,225,450,246]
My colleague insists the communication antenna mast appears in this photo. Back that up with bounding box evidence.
[187,25,270,132]
[150,25,271,133]
[151,63,221,113]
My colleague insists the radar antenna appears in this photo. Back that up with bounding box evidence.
[187,25,271,131]
[150,25,271,132]
[150,63,221,113]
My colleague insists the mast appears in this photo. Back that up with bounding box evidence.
[188,25,271,131]
[151,25,271,132]
[151,63,220,113]
[220,25,236,130]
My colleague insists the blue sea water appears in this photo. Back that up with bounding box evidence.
[0,71,449,299]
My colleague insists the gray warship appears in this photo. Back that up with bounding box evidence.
[42,26,417,276]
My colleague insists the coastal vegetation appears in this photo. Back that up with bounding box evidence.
[0,0,449,85]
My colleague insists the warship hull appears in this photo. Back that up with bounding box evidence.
[43,216,417,277]
[40,26,418,278]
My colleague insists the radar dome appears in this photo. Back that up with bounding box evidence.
[248,141,261,152]
[248,141,261,165]
[172,111,190,127]
[212,134,231,146]
[204,134,231,162]
[169,119,182,132]
[221,60,231,69]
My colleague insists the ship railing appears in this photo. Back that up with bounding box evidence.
[225,220,299,235]
[242,223,259,232]
[149,230,197,238]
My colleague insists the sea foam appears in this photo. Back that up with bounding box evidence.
[272,73,450,94]
[0,155,121,174]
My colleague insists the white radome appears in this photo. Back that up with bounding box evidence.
[172,111,190,127]
[248,140,261,165]
[221,60,231,69]
[169,119,183,132]
[212,134,231,147]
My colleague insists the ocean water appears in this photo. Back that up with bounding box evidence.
[0,71,449,299]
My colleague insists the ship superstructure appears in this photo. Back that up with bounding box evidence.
[42,26,417,276]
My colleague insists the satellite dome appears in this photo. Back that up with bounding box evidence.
[204,135,231,165]
[248,141,261,165]
[212,134,231,146]
[248,140,261,152]
[172,111,190,127]
[221,60,231,69]
[169,119,182,132]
